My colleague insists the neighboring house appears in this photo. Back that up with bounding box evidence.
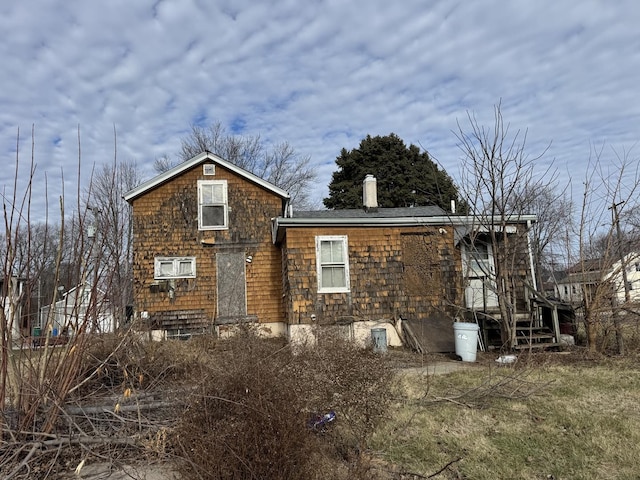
[1,276,26,340]
[539,269,568,299]
[37,282,115,337]
[554,259,603,304]
[124,152,540,351]
[603,251,640,304]
[554,253,640,306]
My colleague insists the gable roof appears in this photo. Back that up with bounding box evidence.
[558,253,636,285]
[124,151,291,203]
[566,258,605,274]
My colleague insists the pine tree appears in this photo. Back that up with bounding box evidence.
[323,133,462,211]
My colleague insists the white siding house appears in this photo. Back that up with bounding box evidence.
[1,276,25,340]
[555,252,640,306]
[37,283,115,337]
[604,252,640,304]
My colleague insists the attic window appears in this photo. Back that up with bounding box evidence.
[203,164,215,175]
[198,180,228,230]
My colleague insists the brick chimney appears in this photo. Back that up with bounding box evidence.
[363,174,378,210]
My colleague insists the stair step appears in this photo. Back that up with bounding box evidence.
[518,332,555,340]
[514,342,561,350]
[515,318,534,324]
[517,327,553,333]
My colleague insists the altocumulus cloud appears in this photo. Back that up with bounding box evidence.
[0,0,639,214]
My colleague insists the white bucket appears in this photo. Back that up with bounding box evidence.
[453,322,480,362]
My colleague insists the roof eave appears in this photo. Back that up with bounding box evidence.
[272,214,537,244]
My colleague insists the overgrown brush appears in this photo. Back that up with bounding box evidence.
[76,330,215,396]
[173,328,394,480]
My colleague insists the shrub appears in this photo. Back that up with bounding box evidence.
[173,328,393,479]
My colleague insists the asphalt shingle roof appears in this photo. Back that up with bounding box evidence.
[292,206,448,219]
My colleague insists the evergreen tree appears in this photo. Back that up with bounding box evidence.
[323,133,462,211]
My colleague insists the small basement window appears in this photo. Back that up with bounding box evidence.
[154,257,196,279]
[316,235,350,293]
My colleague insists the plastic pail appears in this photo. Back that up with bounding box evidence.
[453,322,479,362]
[371,328,388,353]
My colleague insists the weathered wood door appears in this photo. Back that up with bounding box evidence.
[216,252,247,321]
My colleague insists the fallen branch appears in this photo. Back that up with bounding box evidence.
[427,456,462,478]
[4,435,137,480]
[421,367,554,407]
[397,457,462,479]
[65,401,173,415]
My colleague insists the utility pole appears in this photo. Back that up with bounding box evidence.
[609,200,627,355]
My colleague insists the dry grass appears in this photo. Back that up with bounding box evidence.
[373,351,640,480]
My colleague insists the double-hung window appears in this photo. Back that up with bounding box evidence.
[316,235,350,293]
[198,180,228,230]
[154,257,196,280]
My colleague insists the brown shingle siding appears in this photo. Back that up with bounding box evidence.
[130,162,285,326]
[281,225,463,325]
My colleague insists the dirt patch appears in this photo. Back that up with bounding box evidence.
[61,462,178,480]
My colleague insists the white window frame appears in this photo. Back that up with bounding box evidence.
[154,257,196,280]
[198,180,228,230]
[316,235,350,293]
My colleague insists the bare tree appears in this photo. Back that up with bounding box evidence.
[1,128,90,438]
[508,182,573,293]
[455,102,556,349]
[162,122,317,208]
[572,145,640,353]
[0,128,144,476]
[152,153,173,174]
[179,122,263,168]
[10,222,61,329]
[84,159,141,330]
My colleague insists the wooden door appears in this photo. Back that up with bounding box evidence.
[216,252,247,321]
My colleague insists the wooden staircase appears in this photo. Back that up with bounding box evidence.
[513,312,559,350]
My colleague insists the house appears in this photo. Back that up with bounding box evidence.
[124,152,290,340]
[555,252,640,306]
[37,282,115,338]
[1,276,26,340]
[603,251,640,304]
[124,152,541,351]
[554,259,604,305]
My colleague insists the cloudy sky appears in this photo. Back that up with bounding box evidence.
[1,0,639,216]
